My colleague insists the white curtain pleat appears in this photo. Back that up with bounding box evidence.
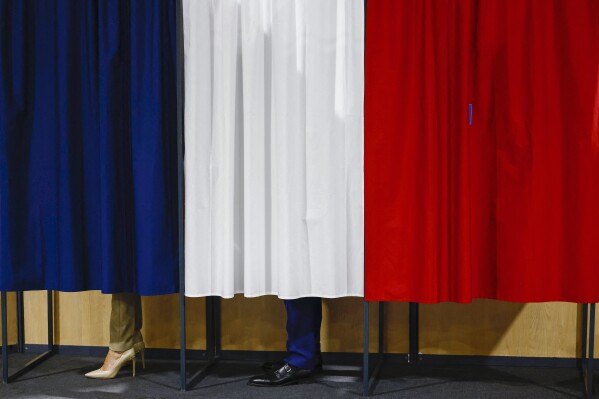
[184,0,364,299]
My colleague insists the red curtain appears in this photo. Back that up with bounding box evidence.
[365,0,599,303]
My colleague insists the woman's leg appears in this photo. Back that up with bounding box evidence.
[85,293,144,378]
[109,293,143,352]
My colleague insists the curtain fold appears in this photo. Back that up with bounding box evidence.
[183,0,364,299]
[365,0,599,303]
[478,0,599,302]
[0,0,178,295]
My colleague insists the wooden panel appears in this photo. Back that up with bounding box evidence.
[25,291,109,346]
[221,296,286,351]
[21,293,404,353]
[324,298,393,353]
[18,292,592,358]
[0,292,17,345]
[182,297,207,350]
[24,292,207,349]
[383,302,410,353]
[219,296,392,352]
[420,300,582,358]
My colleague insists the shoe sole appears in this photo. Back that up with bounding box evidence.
[262,365,323,372]
[247,380,300,387]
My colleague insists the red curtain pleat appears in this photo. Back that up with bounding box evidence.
[365,0,599,303]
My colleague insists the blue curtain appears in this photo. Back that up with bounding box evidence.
[0,0,178,295]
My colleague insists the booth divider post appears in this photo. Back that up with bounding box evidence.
[409,303,420,364]
[16,292,24,353]
[2,291,8,383]
[1,290,55,384]
[363,301,389,397]
[582,303,596,399]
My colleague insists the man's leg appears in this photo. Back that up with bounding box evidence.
[248,297,322,386]
[283,297,322,369]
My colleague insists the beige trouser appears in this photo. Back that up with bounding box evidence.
[109,293,144,352]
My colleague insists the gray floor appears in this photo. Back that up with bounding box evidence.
[0,354,590,398]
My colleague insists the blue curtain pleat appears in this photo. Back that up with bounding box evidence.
[0,0,178,295]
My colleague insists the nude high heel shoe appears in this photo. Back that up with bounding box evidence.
[133,341,145,369]
[85,348,136,379]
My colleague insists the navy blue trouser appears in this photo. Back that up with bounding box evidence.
[283,297,322,370]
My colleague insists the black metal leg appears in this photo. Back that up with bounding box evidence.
[206,297,215,359]
[584,304,589,365]
[363,301,369,397]
[409,302,419,364]
[175,0,186,391]
[588,304,595,399]
[362,300,386,397]
[183,296,219,390]
[16,292,24,353]
[2,292,8,384]
[1,291,54,384]
[179,292,186,391]
[214,297,221,358]
[378,302,384,354]
[47,291,54,353]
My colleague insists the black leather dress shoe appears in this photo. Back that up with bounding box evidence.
[261,354,323,371]
[248,363,314,387]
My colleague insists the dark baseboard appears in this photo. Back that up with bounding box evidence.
[14,344,210,361]
[5,345,583,369]
[414,354,579,368]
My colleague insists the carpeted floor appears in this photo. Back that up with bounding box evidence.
[0,354,591,398]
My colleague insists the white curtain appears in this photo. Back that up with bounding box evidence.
[183,0,364,299]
